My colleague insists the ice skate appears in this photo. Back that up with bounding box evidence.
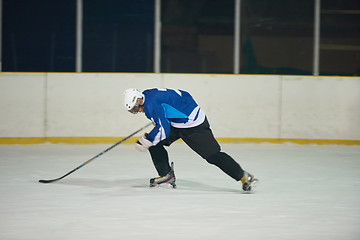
[241,171,258,191]
[150,162,176,188]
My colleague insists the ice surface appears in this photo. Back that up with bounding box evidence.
[0,142,359,240]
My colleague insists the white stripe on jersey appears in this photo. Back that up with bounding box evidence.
[157,88,182,96]
[173,89,182,96]
[170,106,206,128]
[153,119,167,145]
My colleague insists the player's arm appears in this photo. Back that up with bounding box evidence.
[136,105,171,151]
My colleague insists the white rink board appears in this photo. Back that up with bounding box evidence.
[0,73,46,137]
[281,76,360,140]
[0,72,359,140]
[46,73,160,137]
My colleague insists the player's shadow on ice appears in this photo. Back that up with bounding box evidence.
[53,178,242,193]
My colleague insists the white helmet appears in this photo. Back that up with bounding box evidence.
[123,88,144,114]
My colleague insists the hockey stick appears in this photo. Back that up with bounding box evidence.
[39,122,153,183]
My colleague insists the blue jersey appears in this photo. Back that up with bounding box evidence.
[143,88,206,145]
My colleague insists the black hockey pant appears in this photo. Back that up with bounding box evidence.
[148,118,244,181]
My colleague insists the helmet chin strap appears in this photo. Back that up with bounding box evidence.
[129,98,143,114]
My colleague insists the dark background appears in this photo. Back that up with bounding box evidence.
[2,0,360,75]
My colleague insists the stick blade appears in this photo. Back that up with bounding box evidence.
[39,179,58,183]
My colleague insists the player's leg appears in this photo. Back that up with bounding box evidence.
[179,118,242,178]
[147,128,180,187]
[148,144,171,176]
[206,152,244,181]
[181,118,257,191]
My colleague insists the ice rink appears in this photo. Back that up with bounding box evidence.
[1,142,359,240]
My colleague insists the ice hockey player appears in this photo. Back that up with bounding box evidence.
[123,88,258,191]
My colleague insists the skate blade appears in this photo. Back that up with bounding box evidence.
[150,182,176,189]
